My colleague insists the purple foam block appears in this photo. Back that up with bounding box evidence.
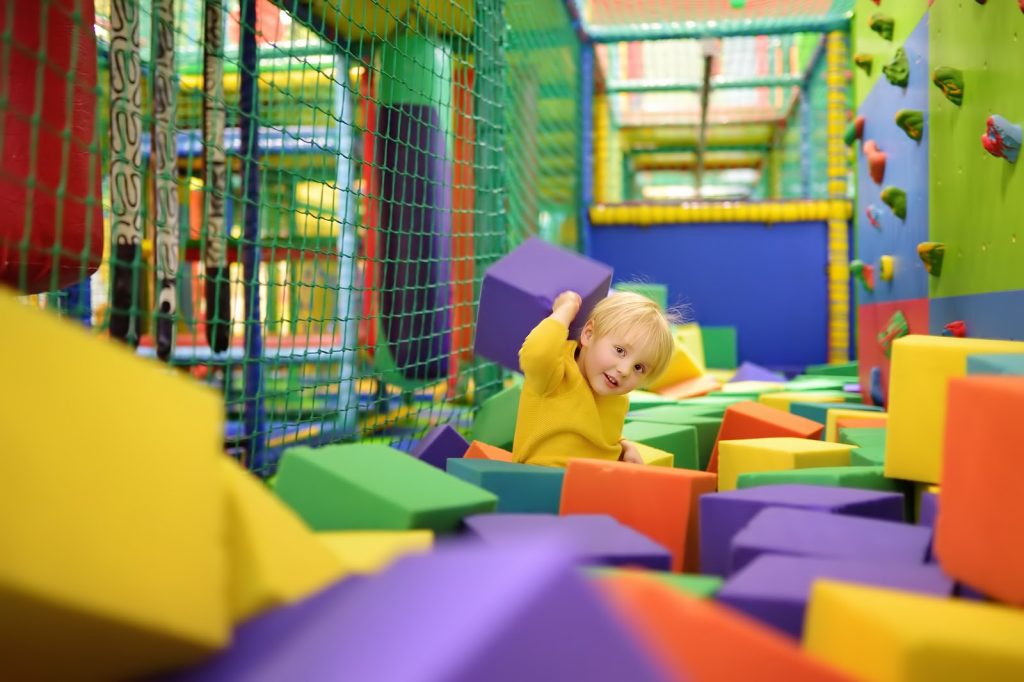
[955,582,990,602]
[464,513,672,571]
[918,490,938,528]
[730,507,932,574]
[716,555,954,639]
[727,361,786,384]
[410,424,471,469]
[177,539,673,682]
[699,484,906,577]
[474,237,613,373]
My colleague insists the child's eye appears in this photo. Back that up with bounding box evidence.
[615,346,624,355]
[634,364,645,373]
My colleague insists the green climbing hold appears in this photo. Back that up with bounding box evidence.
[895,110,924,141]
[882,48,909,87]
[877,310,909,358]
[917,242,945,277]
[932,66,964,106]
[869,13,894,41]
[844,115,865,147]
[854,53,873,75]
[850,260,876,293]
[881,186,907,221]
[729,0,747,8]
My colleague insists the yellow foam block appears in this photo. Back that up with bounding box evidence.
[805,580,1024,681]
[635,442,674,468]
[673,322,707,371]
[646,341,704,392]
[717,437,854,491]
[0,292,228,680]
[317,530,434,576]
[759,391,846,411]
[719,381,787,395]
[705,368,736,383]
[886,335,1024,483]
[825,409,888,442]
[222,459,343,623]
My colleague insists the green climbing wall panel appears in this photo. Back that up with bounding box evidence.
[852,0,930,108]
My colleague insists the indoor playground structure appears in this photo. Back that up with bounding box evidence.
[4,0,1024,679]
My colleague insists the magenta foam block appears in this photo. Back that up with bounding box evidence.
[170,539,672,681]
[728,361,786,383]
[474,237,613,373]
[716,555,954,638]
[699,484,905,577]
[464,513,672,570]
[730,507,932,574]
[410,424,471,469]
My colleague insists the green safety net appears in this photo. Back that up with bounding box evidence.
[5,0,579,475]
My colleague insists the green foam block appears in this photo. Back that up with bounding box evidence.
[621,420,700,470]
[625,408,721,470]
[615,283,668,311]
[586,567,722,598]
[789,401,884,427]
[445,458,564,514]
[851,445,886,467]
[275,444,497,532]
[736,465,904,496]
[628,391,682,410]
[838,426,888,449]
[471,383,520,449]
[701,326,738,369]
[803,361,859,378]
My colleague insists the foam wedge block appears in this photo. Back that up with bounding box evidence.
[475,236,613,372]
[635,442,675,468]
[717,437,854,492]
[804,361,859,377]
[274,443,497,532]
[966,353,1024,375]
[561,459,717,572]
[838,426,886,448]
[935,376,1024,605]
[731,507,931,574]
[825,409,888,442]
[885,335,1024,484]
[587,567,723,598]
[0,291,228,680]
[708,401,824,473]
[410,424,470,469]
[179,540,673,681]
[717,555,953,638]
[730,361,785,383]
[464,440,515,462]
[627,409,722,469]
[655,373,722,398]
[316,531,433,576]
[789,401,882,427]
[446,458,563,513]
[627,390,680,410]
[736,465,903,495]
[645,340,704,392]
[673,322,706,370]
[597,573,851,681]
[221,459,343,623]
[621,420,700,469]
[464,513,672,570]
[699,484,905,577]
[720,380,787,395]
[804,581,1024,682]
[759,391,847,412]
[470,383,520,449]
[700,325,738,369]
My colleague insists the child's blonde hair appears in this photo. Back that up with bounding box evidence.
[587,291,678,383]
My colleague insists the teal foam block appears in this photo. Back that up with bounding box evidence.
[621,421,700,469]
[471,383,520,449]
[967,353,1024,376]
[701,326,738,369]
[625,409,721,470]
[790,401,884,426]
[275,444,497,532]
[445,458,564,514]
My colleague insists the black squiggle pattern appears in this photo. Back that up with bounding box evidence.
[108,0,143,344]
[203,0,230,352]
[153,0,179,360]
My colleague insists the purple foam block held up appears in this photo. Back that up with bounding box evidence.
[173,539,673,682]
[729,507,932,574]
[474,237,613,373]
[464,513,672,570]
[410,424,471,469]
[699,484,906,577]
[716,555,954,639]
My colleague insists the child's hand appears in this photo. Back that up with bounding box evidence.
[620,439,644,465]
[550,290,582,327]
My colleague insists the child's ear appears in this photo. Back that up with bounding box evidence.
[580,320,594,347]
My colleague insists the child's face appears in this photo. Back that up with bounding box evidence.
[578,322,652,397]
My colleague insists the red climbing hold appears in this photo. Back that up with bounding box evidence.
[943,321,968,338]
[863,140,887,184]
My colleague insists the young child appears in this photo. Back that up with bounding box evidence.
[512,290,676,468]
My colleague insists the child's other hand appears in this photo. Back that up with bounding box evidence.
[553,290,582,314]
[620,439,644,465]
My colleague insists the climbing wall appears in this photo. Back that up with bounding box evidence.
[853,0,1024,405]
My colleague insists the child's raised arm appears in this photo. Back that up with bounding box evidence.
[518,290,582,395]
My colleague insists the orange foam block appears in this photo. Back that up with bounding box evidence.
[934,376,1024,606]
[560,459,716,572]
[464,440,514,462]
[655,374,722,399]
[707,401,824,474]
[598,573,852,682]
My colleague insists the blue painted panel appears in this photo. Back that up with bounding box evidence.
[590,221,832,373]
[856,14,930,304]
[929,290,1024,341]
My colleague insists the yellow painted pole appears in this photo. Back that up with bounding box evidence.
[593,93,609,205]
[825,30,851,363]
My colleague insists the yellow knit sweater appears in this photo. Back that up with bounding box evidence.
[512,318,628,467]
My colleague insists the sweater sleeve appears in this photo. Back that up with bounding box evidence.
[518,317,569,396]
